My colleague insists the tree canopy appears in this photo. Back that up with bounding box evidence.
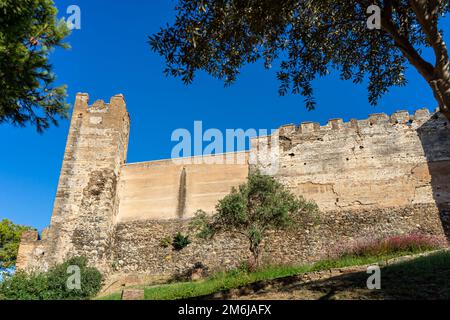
[149,0,450,120]
[0,0,70,132]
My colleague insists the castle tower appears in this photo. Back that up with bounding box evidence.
[38,93,130,272]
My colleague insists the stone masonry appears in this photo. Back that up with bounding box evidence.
[17,93,450,284]
[17,94,130,273]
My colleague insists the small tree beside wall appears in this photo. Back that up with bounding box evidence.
[193,172,319,270]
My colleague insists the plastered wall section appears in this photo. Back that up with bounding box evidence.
[116,152,250,222]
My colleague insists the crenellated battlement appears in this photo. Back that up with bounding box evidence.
[277,108,442,139]
[73,93,128,116]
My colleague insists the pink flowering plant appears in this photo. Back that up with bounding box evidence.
[330,233,448,259]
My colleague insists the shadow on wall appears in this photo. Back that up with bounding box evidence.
[418,111,450,242]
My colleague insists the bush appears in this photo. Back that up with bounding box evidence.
[172,233,191,251]
[0,272,49,300]
[189,210,215,239]
[46,257,103,300]
[0,257,103,300]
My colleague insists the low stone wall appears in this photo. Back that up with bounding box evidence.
[112,220,249,277]
[111,204,449,280]
[16,231,40,271]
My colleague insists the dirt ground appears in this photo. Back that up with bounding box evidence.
[236,266,450,300]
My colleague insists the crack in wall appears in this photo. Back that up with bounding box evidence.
[176,167,187,219]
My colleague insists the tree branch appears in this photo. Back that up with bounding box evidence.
[409,0,449,79]
[377,3,435,81]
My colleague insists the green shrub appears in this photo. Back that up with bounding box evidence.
[0,272,50,300]
[172,233,191,251]
[189,210,214,239]
[0,257,103,300]
[46,257,103,300]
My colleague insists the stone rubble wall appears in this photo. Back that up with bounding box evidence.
[111,204,448,280]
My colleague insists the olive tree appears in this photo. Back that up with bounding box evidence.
[199,172,318,269]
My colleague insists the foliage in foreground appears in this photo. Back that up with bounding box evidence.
[0,219,35,271]
[307,250,450,300]
[0,257,102,300]
[150,1,450,120]
[0,0,70,132]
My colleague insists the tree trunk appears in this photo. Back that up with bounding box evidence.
[430,77,450,121]
[378,1,450,122]
[249,242,261,272]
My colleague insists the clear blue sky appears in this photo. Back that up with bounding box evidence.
[1,0,448,230]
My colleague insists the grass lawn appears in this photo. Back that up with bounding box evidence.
[100,248,446,300]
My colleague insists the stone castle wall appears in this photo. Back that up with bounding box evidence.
[253,109,450,212]
[17,93,450,284]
